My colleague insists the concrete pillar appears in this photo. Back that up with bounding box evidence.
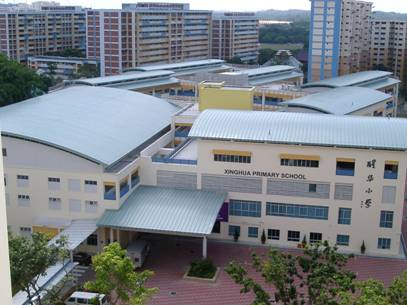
[117,230,121,246]
[70,250,74,263]
[202,236,207,258]
[110,228,114,244]
[262,90,265,111]
[96,228,102,252]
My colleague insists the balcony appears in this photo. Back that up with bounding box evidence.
[131,176,140,188]
[120,184,129,198]
[152,139,197,165]
[336,169,355,176]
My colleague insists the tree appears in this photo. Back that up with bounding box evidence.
[8,232,69,305]
[45,48,85,58]
[258,48,276,65]
[72,64,100,79]
[0,54,50,106]
[84,242,157,305]
[228,56,244,65]
[225,241,357,305]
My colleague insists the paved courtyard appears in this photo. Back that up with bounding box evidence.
[142,236,407,305]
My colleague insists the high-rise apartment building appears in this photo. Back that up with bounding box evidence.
[308,0,372,82]
[212,12,259,63]
[371,20,407,82]
[0,6,86,62]
[87,2,212,76]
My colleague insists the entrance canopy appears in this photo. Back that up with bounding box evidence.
[97,186,226,236]
[49,219,97,251]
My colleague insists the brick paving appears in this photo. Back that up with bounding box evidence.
[142,236,407,305]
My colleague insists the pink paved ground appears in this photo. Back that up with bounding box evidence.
[143,237,407,305]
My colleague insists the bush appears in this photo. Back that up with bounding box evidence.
[188,259,217,279]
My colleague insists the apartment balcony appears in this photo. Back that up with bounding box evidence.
[152,139,197,166]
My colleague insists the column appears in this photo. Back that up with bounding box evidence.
[110,228,114,244]
[262,90,265,111]
[202,236,207,258]
[117,230,121,246]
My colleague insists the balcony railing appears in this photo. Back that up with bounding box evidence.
[131,176,140,188]
[336,169,355,176]
[384,171,397,179]
[152,156,197,165]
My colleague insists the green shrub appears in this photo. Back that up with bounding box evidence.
[187,259,217,279]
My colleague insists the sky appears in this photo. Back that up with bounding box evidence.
[22,0,407,13]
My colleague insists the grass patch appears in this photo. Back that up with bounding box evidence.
[187,259,217,279]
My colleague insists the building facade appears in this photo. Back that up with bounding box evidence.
[86,3,212,76]
[371,20,407,82]
[308,0,372,82]
[211,12,259,63]
[0,6,86,62]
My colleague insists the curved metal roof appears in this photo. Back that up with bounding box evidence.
[281,87,392,115]
[302,71,395,88]
[0,86,179,166]
[189,109,407,151]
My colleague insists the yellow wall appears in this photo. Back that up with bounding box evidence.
[32,226,60,238]
[199,82,254,111]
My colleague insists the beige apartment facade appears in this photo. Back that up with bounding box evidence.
[371,20,407,82]
[0,7,86,62]
[87,3,212,76]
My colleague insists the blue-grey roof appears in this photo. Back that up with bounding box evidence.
[97,186,226,236]
[135,59,225,72]
[359,77,401,90]
[0,86,179,166]
[303,71,395,88]
[73,70,175,86]
[189,109,407,151]
[281,87,392,115]
[240,65,296,77]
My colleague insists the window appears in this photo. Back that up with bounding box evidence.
[131,170,140,188]
[87,234,98,246]
[377,238,391,249]
[68,179,81,192]
[84,180,97,193]
[336,234,350,246]
[18,194,30,207]
[309,184,317,193]
[267,229,280,240]
[288,230,300,242]
[379,210,394,228]
[212,220,221,234]
[229,200,261,217]
[213,150,251,164]
[85,180,97,185]
[20,227,31,238]
[336,159,355,176]
[338,208,352,225]
[228,225,240,236]
[384,161,398,179]
[104,183,116,200]
[17,175,29,180]
[280,155,319,168]
[382,186,396,204]
[266,202,329,220]
[248,227,259,238]
[85,200,98,213]
[309,232,322,244]
[120,178,129,197]
[48,177,60,183]
[2,148,7,157]
[48,197,61,210]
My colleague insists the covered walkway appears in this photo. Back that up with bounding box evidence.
[97,186,227,258]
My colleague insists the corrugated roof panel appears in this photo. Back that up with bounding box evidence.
[0,86,179,166]
[281,87,392,114]
[136,59,225,71]
[97,186,226,236]
[189,110,407,151]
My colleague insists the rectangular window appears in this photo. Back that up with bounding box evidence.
[18,194,30,207]
[309,184,317,193]
[280,155,319,168]
[17,175,29,187]
[336,159,355,176]
[230,200,261,218]
[384,161,398,179]
[213,150,251,164]
[379,210,394,228]
[267,229,280,240]
[309,232,322,244]
[377,237,391,249]
[85,200,98,213]
[48,197,61,210]
[84,180,97,193]
[17,175,29,180]
[336,234,350,246]
[48,177,61,190]
[382,186,396,204]
[212,220,221,234]
[2,148,7,157]
[287,230,300,242]
[338,208,352,225]
[266,202,328,220]
[104,183,116,200]
[48,177,60,183]
[248,227,259,238]
[20,227,31,238]
[228,225,240,236]
[85,180,97,185]
[120,178,129,197]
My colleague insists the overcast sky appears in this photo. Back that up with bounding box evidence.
[24,0,407,13]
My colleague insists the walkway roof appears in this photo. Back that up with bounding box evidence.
[0,86,179,166]
[97,186,226,236]
[189,109,407,151]
[134,59,225,72]
[280,87,392,115]
[48,219,97,251]
[302,71,397,88]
